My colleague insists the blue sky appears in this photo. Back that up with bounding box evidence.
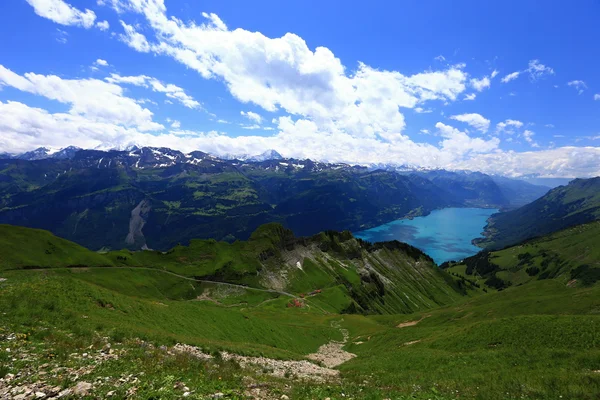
[0,0,599,177]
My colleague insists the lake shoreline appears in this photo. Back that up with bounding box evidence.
[353,207,498,264]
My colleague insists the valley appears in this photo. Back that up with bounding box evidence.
[1,216,600,399]
[0,147,548,252]
[1,149,599,400]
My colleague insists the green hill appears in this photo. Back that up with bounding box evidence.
[476,177,600,249]
[0,223,465,315]
[1,223,599,399]
[444,220,600,290]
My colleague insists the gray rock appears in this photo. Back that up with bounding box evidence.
[72,382,93,396]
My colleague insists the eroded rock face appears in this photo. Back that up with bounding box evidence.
[125,199,152,248]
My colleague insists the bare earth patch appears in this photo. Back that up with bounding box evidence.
[307,320,356,368]
[173,344,339,382]
[397,315,430,328]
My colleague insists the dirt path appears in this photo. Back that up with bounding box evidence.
[307,319,356,368]
[15,266,297,298]
[16,266,336,313]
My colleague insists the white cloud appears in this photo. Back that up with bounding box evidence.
[500,60,554,84]
[26,0,97,28]
[594,94,600,101]
[0,65,162,131]
[170,120,181,128]
[470,76,491,92]
[450,113,490,133]
[119,21,150,52]
[501,71,520,83]
[435,122,499,155]
[567,80,587,95]
[455,147,600,178]
[414,107,433,113]
[1,99,598,178]
[523,129,539,148]
[113,5,469,141]
[241,124,261,130]
[420,129,430,135]
[527,59,554,81]
[463,93,476,101]
[545,124,555,128]
[216,119,230,124]
[5,2,599,178]
[434,55,446,62]
[105,74,201,109]
[490,70,499,79]
[496,119,524,134]
[240,111,262,123]
[94,59,109,67]
[96,20,110,31]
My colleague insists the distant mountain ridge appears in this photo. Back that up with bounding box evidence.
[0,146,550,251]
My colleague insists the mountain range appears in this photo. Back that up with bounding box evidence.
[0,146,549,251]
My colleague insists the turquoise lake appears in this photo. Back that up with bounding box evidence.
[354,207,497,264]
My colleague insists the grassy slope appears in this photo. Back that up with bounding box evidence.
[0,223,466,315]
[2,267,599,399]
[340,280,600,400]
[2,223,600,399]
[446,221,600,289]
[477,177,600,249]
[0,224,112,269]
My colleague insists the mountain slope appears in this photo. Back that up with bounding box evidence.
[0,223,466,315]
[0,147,547,251]
[0,149,458,250]
[444,220,600,290]
[475,177,600,249]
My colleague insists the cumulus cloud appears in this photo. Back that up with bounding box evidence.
[1,99,599,177]
[240,111,262,124]
[523,130,539,148]
[490,70,499,79]
[10,1,600,178]
[501,61,554,83]
[527,60,554,81]
[105,74,201,109]
[450,113,490,133]
[501,71,520,83]
[26,0,97,28]
[455,147,600,178]
[96,20,110,30]
[463,93,476,101]
[110,3,468,141]
[568,80,587,95]
[0,65,162,131]
[94,59,109,67]
[470,76,491,92]
[119,21,151,52]
[414,107,433,113]
[496,119,524,134]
